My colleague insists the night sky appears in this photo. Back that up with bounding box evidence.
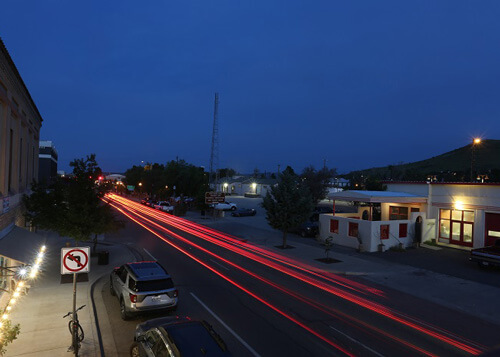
[1,1,499,174]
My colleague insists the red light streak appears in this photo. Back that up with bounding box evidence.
[110,201,354,356]
[108,195,385,297]
[107,195,485,355]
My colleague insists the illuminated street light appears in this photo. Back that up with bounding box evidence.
[470,138,482,182]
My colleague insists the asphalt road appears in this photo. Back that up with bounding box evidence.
[101,196,500,356]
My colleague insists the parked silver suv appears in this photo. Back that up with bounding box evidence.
[110,261,178,320]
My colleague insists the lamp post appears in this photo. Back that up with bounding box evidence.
[470,138,481,182]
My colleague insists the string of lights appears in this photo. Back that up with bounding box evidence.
[0,245,46,339]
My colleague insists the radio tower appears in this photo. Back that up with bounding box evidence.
[209,93,219,191]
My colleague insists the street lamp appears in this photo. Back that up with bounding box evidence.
[470,138,482,182]
[252,182,257,194]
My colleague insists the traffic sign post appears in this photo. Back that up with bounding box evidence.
[61,247,90,275]
[61,246,90,355]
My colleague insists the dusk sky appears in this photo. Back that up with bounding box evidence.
[1,1,499,175]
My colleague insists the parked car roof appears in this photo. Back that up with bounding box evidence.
[126,261,169,280]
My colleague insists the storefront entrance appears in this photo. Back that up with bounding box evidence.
[485,213,500,246]
[439,209,474,247]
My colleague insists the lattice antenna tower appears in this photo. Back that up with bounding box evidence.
[209,92,219,190]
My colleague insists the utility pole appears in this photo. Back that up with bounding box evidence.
[209,93,219,191]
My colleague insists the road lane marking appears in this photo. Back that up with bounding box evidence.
[329,325,385,357]
[209,259,230,271]
[191,293,261,357]
[143,248,157,261]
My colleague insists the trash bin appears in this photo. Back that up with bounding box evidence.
[98,251,109,265]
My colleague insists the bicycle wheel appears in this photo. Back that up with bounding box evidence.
[68,320,85,342]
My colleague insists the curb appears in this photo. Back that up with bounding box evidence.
[90,274,106,357]
[90,242,141,356]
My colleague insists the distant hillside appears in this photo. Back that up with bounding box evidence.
[347,139,500,182]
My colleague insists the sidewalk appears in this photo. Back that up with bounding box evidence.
[6,231,136,357]
[185,212,500,327]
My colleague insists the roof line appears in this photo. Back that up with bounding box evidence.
[0,37,43,122]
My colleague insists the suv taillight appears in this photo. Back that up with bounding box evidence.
[173,289,178,298]
[129,293,137,303]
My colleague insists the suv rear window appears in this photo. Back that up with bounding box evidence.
[129,278,174,292]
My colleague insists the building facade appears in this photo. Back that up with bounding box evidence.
[0,37,44,299]
[38,140,57,184]
[319,182,500,252]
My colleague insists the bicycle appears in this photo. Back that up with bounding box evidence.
[63,304,86,355]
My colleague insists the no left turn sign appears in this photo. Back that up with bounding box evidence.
[61,247,90,274]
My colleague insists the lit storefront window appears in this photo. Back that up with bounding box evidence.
[439,209,474,246]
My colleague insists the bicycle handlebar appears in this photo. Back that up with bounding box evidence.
[63,305,86,318]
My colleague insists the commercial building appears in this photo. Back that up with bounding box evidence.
[0,37,44,304]
[319,182,500,252]
[38,140,58,184]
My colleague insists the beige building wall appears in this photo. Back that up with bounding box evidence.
[0,38,43,232]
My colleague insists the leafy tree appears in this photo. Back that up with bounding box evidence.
[300,166,337,204]
[0,319,20,355]
[261,166,314,248]
[219,168,236,178]
[24,154,123,247]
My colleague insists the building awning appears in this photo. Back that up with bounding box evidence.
[0,226,46,264]
[328,190,427,204]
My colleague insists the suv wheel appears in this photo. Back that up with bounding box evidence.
[231,206,237,211]
[130,342,140,357]
[109,278,116,296]
[120,298,130,320]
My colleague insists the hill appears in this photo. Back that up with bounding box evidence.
[346,139,500,182]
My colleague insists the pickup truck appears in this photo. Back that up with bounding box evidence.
[469,239,500,268]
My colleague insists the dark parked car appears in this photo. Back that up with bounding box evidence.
[470,238,500,268]
[131,316,230,356]
[291,221,319,238]
[231,208,257,217]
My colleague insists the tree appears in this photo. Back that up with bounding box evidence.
[261,166,314,248]
[0,319,20,355]
[24,154,123,246]
[219,168,236,178]
[300,166,337,204]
